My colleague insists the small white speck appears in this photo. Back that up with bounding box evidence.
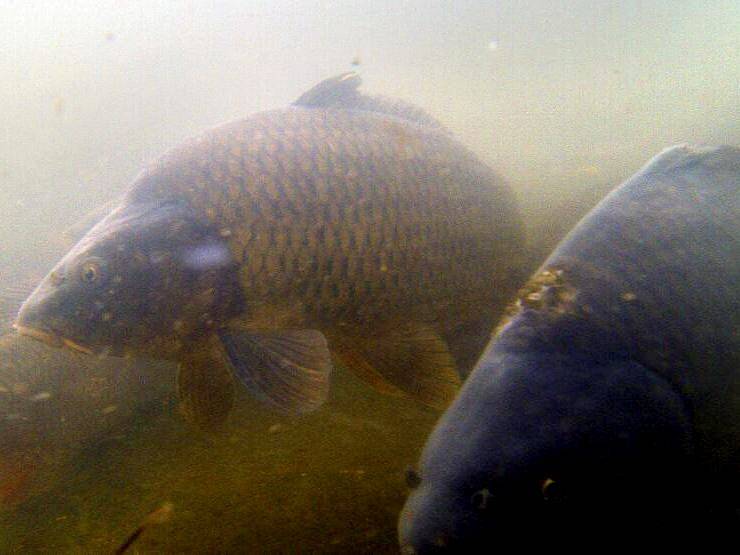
[488,39,499,51]
[30,391,52,401]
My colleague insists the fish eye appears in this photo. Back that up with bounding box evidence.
[80,260,104,285]
[404,466,422,489]
[541,478,565,502]
[470,488,493,510]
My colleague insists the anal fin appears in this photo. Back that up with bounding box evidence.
[330,323,461,410]
[331,339,407,398]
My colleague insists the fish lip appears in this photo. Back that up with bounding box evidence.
[12,323,63,347]
[13,323,95,355]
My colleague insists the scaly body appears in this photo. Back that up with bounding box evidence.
[16,73,524,428]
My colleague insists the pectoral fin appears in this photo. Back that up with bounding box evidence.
[330,323,461,410]
[218,328,332,414]
[177,345,235,431]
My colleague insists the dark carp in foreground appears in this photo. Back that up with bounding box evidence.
[399,144,740,551]
[15,73,524,428]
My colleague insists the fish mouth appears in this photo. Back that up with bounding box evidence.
[13,323,95,355]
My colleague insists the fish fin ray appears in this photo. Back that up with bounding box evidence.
[293,72,362,108]
[218,328,332,414]
[293,72,449,131]
[177,345,235,431]
[331,323,461,409]
[331,340,407,398]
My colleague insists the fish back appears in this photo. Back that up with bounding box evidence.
[129,106,524,325]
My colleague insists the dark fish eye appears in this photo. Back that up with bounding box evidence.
[80,260,103,285]
[405,466,422,489]
[541,478,565,502]
[470,488,493,510]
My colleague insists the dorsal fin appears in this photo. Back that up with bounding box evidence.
[293,72,362,108]
[293,72,449,132]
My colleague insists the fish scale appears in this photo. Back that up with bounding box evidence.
[163,111,493,320]
[16,73,524,425]
[208,112,514,318]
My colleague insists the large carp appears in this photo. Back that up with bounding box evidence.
[398,145,740,551]
[15,73,524,428]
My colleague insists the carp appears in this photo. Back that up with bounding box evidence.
[15,72,524,429]
[398,145,740,551]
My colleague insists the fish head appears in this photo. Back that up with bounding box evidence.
[399,348,694,552]
[15,200,243,358]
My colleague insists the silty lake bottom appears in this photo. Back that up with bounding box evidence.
[0,363,439,553]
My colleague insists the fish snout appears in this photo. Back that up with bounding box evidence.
[14,290,64,348]
[399,488,457,554]
[14,285,94,355]
[399,540,449,555]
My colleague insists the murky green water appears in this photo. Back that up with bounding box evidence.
[1,367,437,553]
[1,1,738,552]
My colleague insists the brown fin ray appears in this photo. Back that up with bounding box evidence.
[330,337,407,398]
[177,343,235,431]
[218,328,332,414]
[330,322,461,410]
